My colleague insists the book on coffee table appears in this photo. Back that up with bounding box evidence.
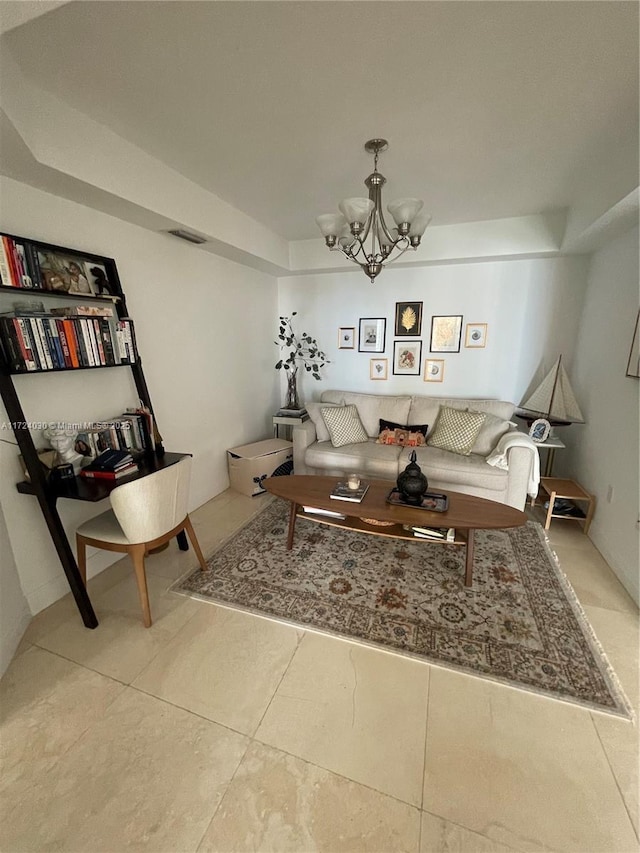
[330,482,370,503]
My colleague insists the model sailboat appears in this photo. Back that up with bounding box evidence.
[518,356,584,426]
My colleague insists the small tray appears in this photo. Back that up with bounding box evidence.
[386,489,449,513]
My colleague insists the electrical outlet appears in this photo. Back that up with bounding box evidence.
[606,485,614,503]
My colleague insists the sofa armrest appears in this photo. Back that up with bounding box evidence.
[486,430,540,510]
[293,419,317,475]
[504,445,537,509]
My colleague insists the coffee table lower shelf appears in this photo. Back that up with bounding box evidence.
[293,504,475,586]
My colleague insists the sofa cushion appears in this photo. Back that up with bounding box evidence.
[399,445,508,492]
[472,413,512,456]
[307,439,402,479]
[321,404,369,447]
[376,419,428,447]
[427,406,486,456]
[408,396,515,431]
[306,401,343,443]
[321,391,412,437]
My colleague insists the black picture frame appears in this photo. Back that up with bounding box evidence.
[393,340,422,375]
[394,301,423,336]
[430,315,463,353]
[358,318,386,353]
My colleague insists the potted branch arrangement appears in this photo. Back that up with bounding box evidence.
[275,312,330,411]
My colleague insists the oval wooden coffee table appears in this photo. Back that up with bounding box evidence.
[263,475,527,587]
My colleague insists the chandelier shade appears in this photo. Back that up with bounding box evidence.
[315,139,430,282]
[338,197,375,227]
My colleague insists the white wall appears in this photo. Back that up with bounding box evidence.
[0,499,30,676]
[560,225,640,604]
[0,177,279,617]
[278,257,589,407]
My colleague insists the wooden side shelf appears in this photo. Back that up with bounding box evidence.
[537,477,596,534]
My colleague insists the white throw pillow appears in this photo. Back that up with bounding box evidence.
[321,405,369,448]
[306,401,343,442]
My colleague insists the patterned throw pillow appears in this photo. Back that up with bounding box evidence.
[376,419,429,447]
[321,405,369,448]
[427,406,487,456]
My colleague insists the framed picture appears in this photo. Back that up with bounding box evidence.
[394,301,423,336]
[338,327,355,349]
[359,318,386,353]
[625,310,639,378]
[36,249,101,296]
[370,358,388,380]
[393,340,422,375]
[465,323,487,348]
[424,358,444,382]
[430,315,462,353]
[529,418,551,443]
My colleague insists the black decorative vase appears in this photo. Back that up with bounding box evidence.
[396,450,429,505]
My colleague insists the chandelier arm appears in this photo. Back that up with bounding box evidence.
[381,238,411,266]
[376,210,396,246]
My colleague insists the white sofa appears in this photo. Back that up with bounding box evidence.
[293,390,539,510]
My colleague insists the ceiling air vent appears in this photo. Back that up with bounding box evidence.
[167,229,207,245]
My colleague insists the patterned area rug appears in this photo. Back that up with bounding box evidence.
[174,500,631,717]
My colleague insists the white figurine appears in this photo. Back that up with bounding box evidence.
[43,427,84,474]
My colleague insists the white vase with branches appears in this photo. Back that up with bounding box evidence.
[275,313,330,410]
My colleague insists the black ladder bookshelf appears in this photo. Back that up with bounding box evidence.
[0,233,178,628]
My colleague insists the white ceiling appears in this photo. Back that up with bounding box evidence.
[2,1,639,241]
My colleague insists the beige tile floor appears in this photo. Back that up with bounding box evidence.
[1,490,638,853]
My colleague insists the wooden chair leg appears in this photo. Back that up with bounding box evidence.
[130,544,152,628]
[183,515,208,571]
[76,535,87,586]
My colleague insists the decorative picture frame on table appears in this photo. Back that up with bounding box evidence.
[358,318,386,353]
[529,418,551,443]
[338,327,355,349]
[424,358,444,382]
[393,340,422,375]
[394,301,423,336]
[625,310,640,378]
[370,358,388,380]
[465,322,487,348]
[430,315,463,352]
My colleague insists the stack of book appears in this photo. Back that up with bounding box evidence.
[79,449,138,480]
[404,525,456,542]
[329,481,370,503]
[0,309,138,372]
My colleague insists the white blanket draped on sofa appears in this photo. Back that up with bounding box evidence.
[486,432,540,498]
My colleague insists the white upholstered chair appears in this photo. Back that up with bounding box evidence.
[75,457,207,627]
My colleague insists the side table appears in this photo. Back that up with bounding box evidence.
[273,412,309,440]
[520,430,566,476]
[537,477,596,534]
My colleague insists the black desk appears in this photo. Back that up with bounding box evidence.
[16,451,191,628]
[17,451,189,502]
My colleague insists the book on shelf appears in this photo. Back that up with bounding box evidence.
[329,481,370,503]
[83,449,134,470]
[80,462,138,480]
[50,305,114,317]
[404,525,456,542]
[0,311,138,373]
[302,505,346,519]
[275,407,307,417]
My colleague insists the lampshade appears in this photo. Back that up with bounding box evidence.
[387,198,424,226]
[339,197,374,225]
[409,212,432,237]
[316,213,347,238]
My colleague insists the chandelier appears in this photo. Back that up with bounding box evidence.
[315,139,430,283]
